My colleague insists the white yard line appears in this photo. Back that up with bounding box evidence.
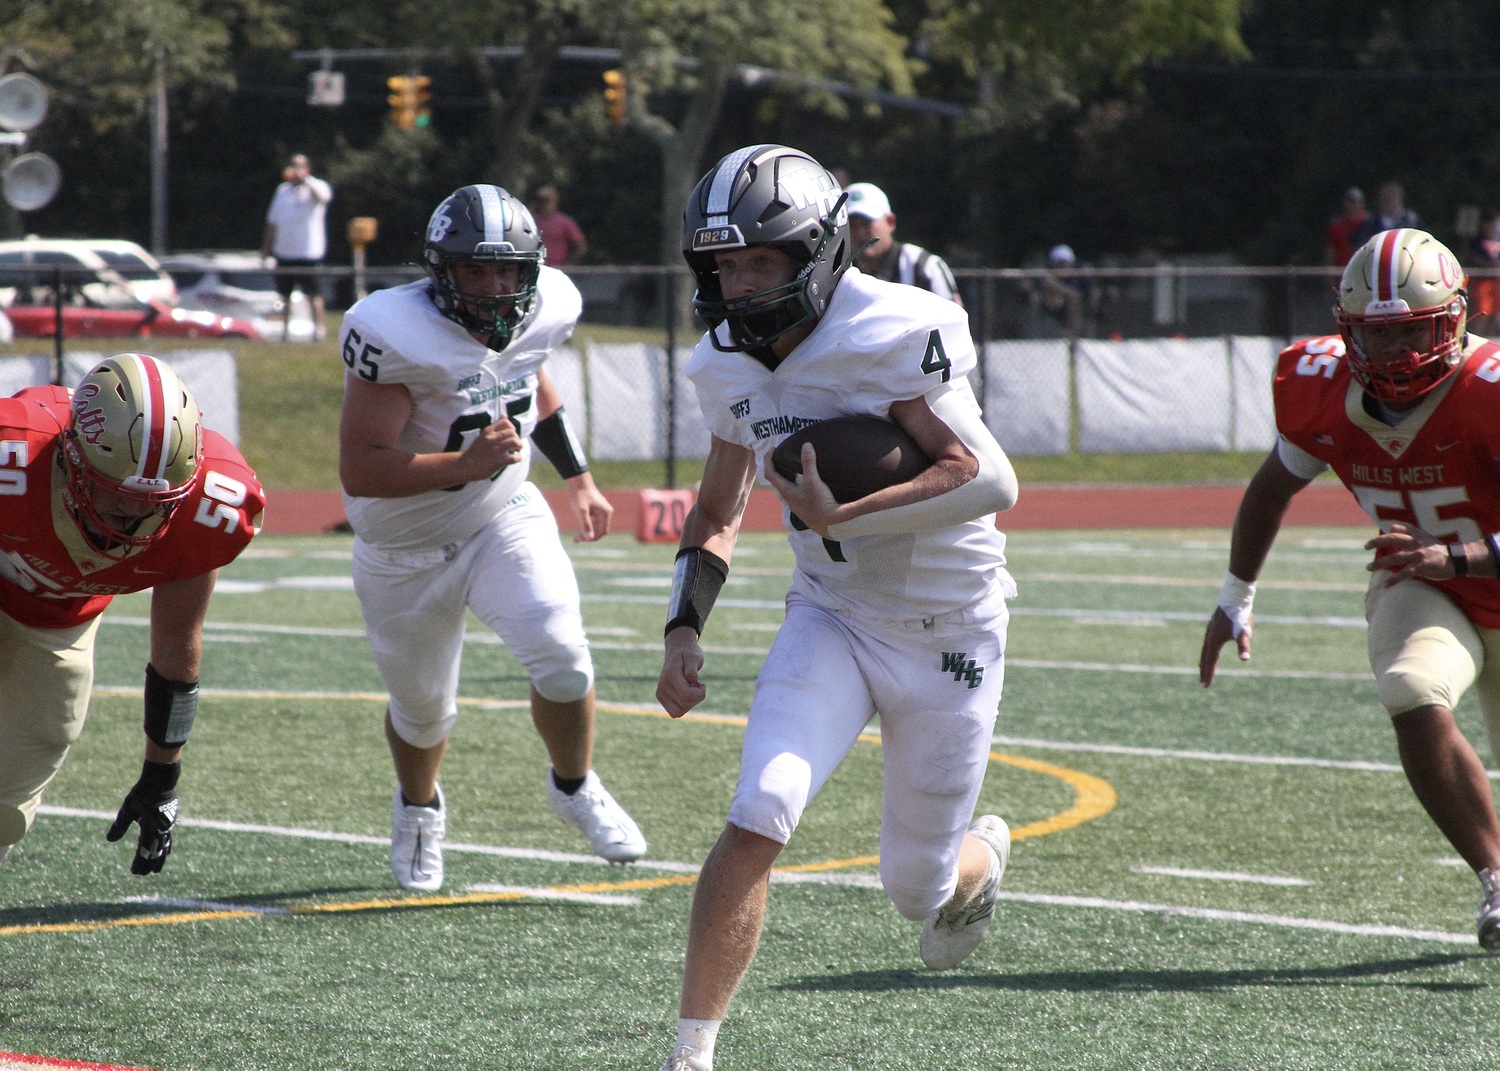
[34,805,1473,948]
[1131,866,1315,886]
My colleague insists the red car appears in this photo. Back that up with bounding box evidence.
[2,281,260,340]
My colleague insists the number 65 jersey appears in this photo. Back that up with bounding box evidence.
[338,269,582,551]
[0,385,265,631]
[1274,334,1500,627]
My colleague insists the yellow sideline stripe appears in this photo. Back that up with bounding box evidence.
[12,691,1116,936]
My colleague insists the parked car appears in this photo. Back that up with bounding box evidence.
[0,236,177,306]
[158,250,315,342]
[1,277,259,340]
[83,239,179,305]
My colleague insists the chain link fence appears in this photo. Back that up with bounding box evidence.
[548,263,1364,464]
[7,259,1477,468]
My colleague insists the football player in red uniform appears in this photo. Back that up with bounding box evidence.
[0,353,264,874]
[1200,229,1500,951]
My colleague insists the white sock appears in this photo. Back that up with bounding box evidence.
[675,1018,721,1065]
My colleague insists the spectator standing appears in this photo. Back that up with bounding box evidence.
[1200,228,1500,953]
[1353,181,1419,246]
[1035,243,1090,337]
[657,144,1020,1071]
[529,185,588,267]
[1324,186,1368,267]
[261,153,333,340]
[338,184,644,893]
[845,181,964,305]
[1468,208,1500,337]
[0,353,265,873]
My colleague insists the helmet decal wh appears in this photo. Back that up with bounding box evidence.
[424,184,544,351]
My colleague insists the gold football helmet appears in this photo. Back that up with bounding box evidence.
[1335,228,1468,403]
[63,353,202,548]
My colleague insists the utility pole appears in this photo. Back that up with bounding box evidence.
[151,47,168,254]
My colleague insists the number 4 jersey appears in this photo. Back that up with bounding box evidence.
[0,385,265,630]
[686,269,1015,621]
[1274,334,1500,627]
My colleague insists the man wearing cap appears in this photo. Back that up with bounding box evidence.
[1037,243,1090,337]
[845,182,964,306]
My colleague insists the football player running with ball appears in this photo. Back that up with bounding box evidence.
[339,184,645,893]
[0,353,264,874]
[655,145,1020,1071]
[1201,228,1500,952]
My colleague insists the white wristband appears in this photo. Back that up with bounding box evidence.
[1217,572,1256,639]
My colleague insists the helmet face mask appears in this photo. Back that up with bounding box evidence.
[1335,228,1468,404]
[681,144,850,355]
[424,184,544,350]
[64,353,202,550]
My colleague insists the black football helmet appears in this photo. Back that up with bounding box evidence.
[681,144,850,354]
[424,184,544,350]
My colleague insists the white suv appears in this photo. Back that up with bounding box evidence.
[158,250,315,342]
[0,236,177,306]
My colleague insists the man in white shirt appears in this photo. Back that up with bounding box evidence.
[261,154,333,340]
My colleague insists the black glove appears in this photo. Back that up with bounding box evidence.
[106,759,181,875]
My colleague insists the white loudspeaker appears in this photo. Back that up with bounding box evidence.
[2,153,60,211]
[0,73,47,133]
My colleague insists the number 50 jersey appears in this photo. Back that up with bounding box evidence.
[1274,335,1500,628]
[0,385,266,630]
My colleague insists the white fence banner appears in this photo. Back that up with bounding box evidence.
[2,349,242,444]
[1078,338,1231,452]
[1230,335,1282,452]
[982,340,1070,456]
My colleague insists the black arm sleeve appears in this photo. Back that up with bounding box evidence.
[531,407,589,479]
[664,547,729,637]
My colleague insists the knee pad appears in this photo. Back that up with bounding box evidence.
[387,702,457,750]
[1378,669,1454,716]
[0,803,30,846]
[1375,629,1467,715]
[725,758,810,846]
[533,667,592,705]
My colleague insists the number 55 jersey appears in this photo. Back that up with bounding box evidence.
[1273,334,1500,627]
[0,385,265,630]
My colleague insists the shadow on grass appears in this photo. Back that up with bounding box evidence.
[775,953,1488,995]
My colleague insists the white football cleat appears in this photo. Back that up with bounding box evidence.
[919,814,1010,970]
[547,770,646,863]
[1479,867,1500,953]
[662,1045,712,1071]
[390,785,445,892]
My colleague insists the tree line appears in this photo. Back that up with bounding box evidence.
[8,1,1500,280]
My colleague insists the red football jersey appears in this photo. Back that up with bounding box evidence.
[0,385,266,630]
[1274,335,1500,627]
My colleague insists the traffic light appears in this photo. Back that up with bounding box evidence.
[387,75,432,130]
[602,69,626,125]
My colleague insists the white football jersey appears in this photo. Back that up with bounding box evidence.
[687,268,1015,619]
[339,268,581,550]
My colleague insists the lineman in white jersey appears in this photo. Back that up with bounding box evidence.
[339,184,645,893]
[655,145,1020,1071]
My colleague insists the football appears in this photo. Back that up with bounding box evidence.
[771,415,932,504]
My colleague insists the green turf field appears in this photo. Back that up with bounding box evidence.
[2,527,1496,1070]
